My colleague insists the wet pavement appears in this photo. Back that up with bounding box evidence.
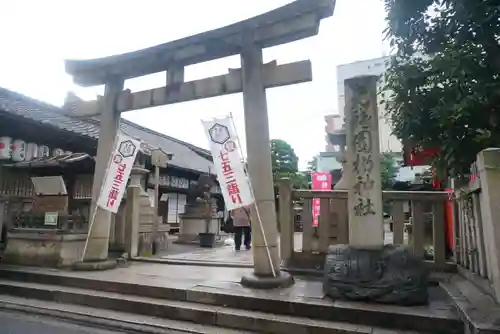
[0,310,127,334]
[0,230,452,329]
[0,261,456,321]
[156,233,304,265]
[156,232,396,265]
[159,243,254,265]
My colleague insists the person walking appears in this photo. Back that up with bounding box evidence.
[231,206,251,251]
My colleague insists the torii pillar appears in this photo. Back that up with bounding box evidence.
[78,78,124,268]
[64,0,335,274]
[240,43,294,288]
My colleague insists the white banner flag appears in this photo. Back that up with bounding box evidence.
[202,116,254,211]
[97,133,141,213]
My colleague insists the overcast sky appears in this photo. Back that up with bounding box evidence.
[0,0,388,169]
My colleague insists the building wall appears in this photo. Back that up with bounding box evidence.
[324,114,342,152]
[336,56,401,153]
[317,152,343,173]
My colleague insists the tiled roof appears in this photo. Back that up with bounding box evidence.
[0,88,97,138]
[0,87,214,174]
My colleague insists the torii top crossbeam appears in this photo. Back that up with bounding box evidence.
[65,0,335,87]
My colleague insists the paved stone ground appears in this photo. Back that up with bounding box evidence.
[161,245,254,265]
[155,232,398,265]
[156,233,304,265]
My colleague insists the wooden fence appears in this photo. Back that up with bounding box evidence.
[454,154,498,298]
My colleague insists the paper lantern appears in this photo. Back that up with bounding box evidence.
[11,139,26,162]
[0,137,12,160]
[38,145,50,158]
[52,148,64,157]
[26,143,39,161]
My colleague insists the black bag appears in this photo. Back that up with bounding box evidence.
[222,208,250,233]
[222,216,235,233]
[243,208,251,220]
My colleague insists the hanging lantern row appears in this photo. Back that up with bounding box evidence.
[0,137,72,162]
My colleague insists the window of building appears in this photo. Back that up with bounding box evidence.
[164,193,187,224]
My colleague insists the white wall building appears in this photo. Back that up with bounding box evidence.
[337,56,401,153]
[317,151,343,173]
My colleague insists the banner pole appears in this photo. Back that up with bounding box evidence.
[228,113,276,277]
[80,132,120,262]
[80,201,99,262]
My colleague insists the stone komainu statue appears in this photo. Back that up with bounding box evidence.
[186,174,214,205]
[323,244,429,305]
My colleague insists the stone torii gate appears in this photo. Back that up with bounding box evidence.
[65,0,335,288]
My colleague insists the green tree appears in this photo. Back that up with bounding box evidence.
[380,152,400,216]
[270,139,306,189]
[299,155,319,187]
[382,0,500,178]
[307,156,318,173]
[380,152,400,190]
[271,139,299,174]
[292,171,309,190]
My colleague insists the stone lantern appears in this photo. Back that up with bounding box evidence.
[328,121,348,190]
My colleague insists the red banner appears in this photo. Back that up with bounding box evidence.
[405,145,440,166]
[311,172,332,227]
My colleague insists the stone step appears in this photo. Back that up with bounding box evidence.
[441,275,500,334]
[0,267,461,333]
[0,294,252,334]
[0,280,423,334]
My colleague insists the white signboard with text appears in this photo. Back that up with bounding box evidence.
[97,133,141,213]
[202,117,254,211]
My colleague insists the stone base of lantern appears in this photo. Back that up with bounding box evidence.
[174,216,220,244]
[3,231,88,268]
[323,244,429,305]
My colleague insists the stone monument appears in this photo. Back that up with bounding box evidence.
[323,76,428,305]
[176,175,219,244]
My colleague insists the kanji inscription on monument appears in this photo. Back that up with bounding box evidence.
[345,76,384,246]
[324,77,428,306]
